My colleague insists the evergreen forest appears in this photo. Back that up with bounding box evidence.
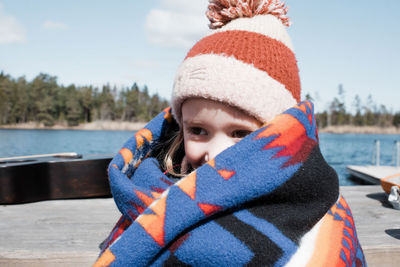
[307,84,400,129]
[0,72,399,128]
[0,72,169,126]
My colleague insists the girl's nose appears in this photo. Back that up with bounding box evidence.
[206,135,236,161]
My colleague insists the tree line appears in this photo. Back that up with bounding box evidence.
[0,72,169,126]
[307,84,400,128]
[0,73,398,128]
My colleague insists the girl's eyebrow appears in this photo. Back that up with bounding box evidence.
[182,119,205,125]
[225,121,260,130]
[183,118,260,130]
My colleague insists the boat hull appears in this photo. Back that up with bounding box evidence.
[0,154,113,204]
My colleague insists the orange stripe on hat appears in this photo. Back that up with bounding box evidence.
[185,30,300,102]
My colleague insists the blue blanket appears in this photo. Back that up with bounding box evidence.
[94,101,365,266]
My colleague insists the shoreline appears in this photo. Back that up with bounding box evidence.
[0,121,147,131]
[1,122,400,134]
[319,125,400,134]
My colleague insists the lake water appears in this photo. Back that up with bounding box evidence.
[1,129,399,186]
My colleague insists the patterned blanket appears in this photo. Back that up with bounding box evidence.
[94,101,365,266]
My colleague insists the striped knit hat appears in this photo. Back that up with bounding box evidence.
[171,0,301,124]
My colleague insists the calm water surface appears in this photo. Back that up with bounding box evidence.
[0,129,134,157]
[319,133,400,185]
[1,129,399,185]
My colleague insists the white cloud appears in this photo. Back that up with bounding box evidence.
[145,0,210,48]
[0,3,26,44]
[160,0,206,14]
[42,20,70,31]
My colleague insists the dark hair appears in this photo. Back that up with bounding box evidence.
[150,121,188,177]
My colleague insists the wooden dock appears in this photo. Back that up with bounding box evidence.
[341,186,400,267]
[0,186,399,266]
[0,198,120,266]
[347,165,400,184]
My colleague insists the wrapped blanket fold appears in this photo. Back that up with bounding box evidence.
[94,101,365,267]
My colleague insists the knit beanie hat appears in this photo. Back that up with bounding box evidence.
[171,0,301,124]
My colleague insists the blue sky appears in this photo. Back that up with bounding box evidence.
[1,0,399,113]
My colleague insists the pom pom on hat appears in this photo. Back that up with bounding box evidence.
[207,0,290,29]
[171,0,300,125]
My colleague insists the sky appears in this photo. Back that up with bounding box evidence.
[1,0,399,113]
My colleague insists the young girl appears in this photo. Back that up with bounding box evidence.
[164,98,262,178]
[94,1,365,266]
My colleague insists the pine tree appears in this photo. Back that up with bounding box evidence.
[352,95,363,126]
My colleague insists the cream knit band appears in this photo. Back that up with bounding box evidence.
[171,0,301,125]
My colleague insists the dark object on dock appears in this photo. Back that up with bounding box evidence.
[381,174,400,194]
[0,153,113,204]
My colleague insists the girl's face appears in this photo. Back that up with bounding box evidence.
[181,98,262,170]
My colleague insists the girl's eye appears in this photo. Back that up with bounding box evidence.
[190,127,207,136]
[231,130,252,139]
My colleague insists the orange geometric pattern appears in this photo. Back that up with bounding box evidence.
[136,195,167,247]
[207,159,216,168]
[208,159,236,180]
[217,169,236,180]
[135,190,156,207]
[151,191,162,199]
[135,128,153,148]
[255,113,307,160]
[119,148,133,165]
[306,209,344,266]
[306,197,361,267]
[197,203,222,216]
[163,107,172,123]
[177,172,197,200]
[294,101,314,125]
[257,114,304,147]
[93,249,116,267]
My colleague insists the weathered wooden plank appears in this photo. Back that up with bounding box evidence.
[0,198,120,266]
[0,186,399,266]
